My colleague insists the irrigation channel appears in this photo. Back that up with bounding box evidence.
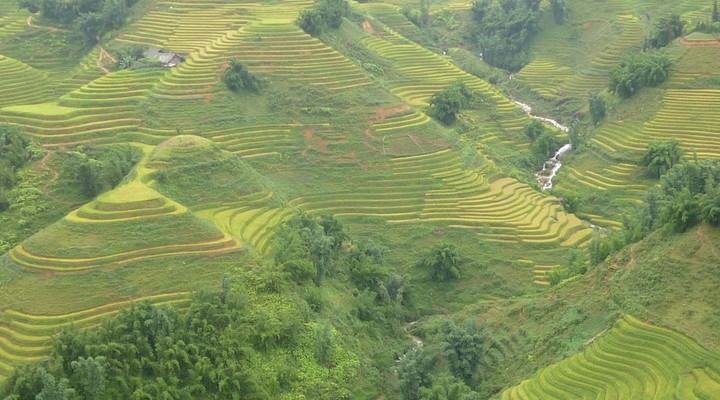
[513,99,571,190]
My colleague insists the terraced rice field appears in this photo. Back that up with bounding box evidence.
[290,149,593,247]
[0,56,52,107]
[532,264,565,286]
[560,15,644,95]
[0,69,166,146]
[502,315,720,399]
[0,292,191,382]
[360,26,528,132]
[516,58,573,100]
[593,90,720,158]
[8,182,240,272]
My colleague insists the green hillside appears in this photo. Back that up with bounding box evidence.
[0,0,718,398]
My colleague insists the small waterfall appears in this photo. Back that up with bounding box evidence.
[512,99,571,190]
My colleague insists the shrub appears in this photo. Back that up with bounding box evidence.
[588,92,606,125]
[640,140,684,179]
[297,0,349,36]
[524,119,545,141]
[223,58,261,93]
[648,15,684,48]
[610,51,672,98]
[428,81,473,125]
[418,243,461,282]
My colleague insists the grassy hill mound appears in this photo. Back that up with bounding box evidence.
[8,181,239,272]
[148,135,280,207]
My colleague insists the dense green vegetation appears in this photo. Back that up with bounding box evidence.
[609,51,673,97]
[468,0,541,71]
[0,0,719,398]
[19,0,138,45]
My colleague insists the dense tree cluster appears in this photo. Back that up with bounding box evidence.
[609,51,672,98]
[398,319,490,399]
[428,80,474,125]
[223,58,261,93]
[0,125,36,211]
[523,120,558,168]
[58,145,141,198]
[1,214,416,399]
[640,140,684,179]
[468,0,540,71]
[648,15,684,49]
[19,0,137,45]
[297,0,349,36]
[651,160,720,232]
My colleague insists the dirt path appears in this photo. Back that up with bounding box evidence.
[26,15,64,32]
[97,44,116,74]
[36,151,81,207]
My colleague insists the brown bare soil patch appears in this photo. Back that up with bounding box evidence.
[363,19,375,34]
[374,104,411,123]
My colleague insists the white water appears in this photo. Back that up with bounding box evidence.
[513,99,571,189]
[396,321,424,363]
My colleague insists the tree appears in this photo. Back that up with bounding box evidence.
[524,119,545,141]
[588,92,606,125]
[77,12,102,46]
[471,0,490,22]
[223,58,260,93]
[296,0,348,35]
[610,51,672,98]
[530,131,558,163]
[418,243,461,281]
[418,374,480,400]
[550,0,566,24]
[649,15,684,48]
[314,323,334,366]
[442,319,488,384]
[714,0,719,23]
[398,347,436,400]
[71,357,106,400]
[298,8,325,35]
[429,81,473,125]
[641,140,684,178]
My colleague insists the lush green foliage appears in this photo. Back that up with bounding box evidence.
[640,140,684,179]
[1,215,413,399]
[523,119,545,141]
[418,243,461,282]
[297,0,349,36]
[588,93,606,125]
[550,0,566,25]
[468,0,540,71]
[609,51,672,98]
[428,81,473,125]
[223,58,261,93]
[57,145,141,198]
[19,0,138,45]
[0,125,36,211]
[648,15,684,48]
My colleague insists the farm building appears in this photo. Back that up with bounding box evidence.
[143,48,185,67]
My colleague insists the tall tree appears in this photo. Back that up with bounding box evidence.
[550,0,566,24]
[419,243,461,281]
[641,140,684,178]
[588,92,606,125]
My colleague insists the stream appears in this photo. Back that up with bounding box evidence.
[513,99,571,190]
